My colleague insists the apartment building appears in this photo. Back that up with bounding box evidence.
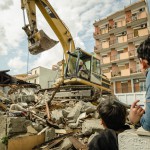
[93,0,150,105]
[25,66,58,89]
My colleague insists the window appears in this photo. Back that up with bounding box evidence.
[34,79,36,83]
[35,70,37,74]
[139,81,146,91]
[92,57,101,74]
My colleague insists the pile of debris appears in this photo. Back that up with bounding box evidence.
[0,85,109,150]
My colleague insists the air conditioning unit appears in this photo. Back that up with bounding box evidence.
[139,8,145,12]
[141,24,146,28]
[122,31,127,35]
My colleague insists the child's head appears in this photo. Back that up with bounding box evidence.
[137,36,150,73]
[98,98,127,131]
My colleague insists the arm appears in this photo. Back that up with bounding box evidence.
[129,100,145,125]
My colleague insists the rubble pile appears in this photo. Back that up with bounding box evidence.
[0,86,107,150]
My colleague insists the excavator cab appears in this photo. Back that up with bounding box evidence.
[65,48,110,89]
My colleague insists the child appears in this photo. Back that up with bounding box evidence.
[88,97,129,150]
[129,36,150,130]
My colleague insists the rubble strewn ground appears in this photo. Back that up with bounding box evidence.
[0,85,109,150]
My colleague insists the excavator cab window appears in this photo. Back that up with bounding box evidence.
[65,49,91,80]
[92,57,101,75]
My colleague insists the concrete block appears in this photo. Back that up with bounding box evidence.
[0,115,7,150]
[60,138,72,150]
[67,101,82,122]
[118,129,150,150]
[82,119,103,135]
[7,117,30,135]
[51,109,63,124]
[62,107,71,118]
[81,102,96,114]
[45,128,55,142]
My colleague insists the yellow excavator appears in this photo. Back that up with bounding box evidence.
[21,0,111,101]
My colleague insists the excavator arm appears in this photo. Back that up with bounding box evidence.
[21,0,75,61]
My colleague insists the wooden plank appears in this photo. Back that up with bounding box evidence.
[8,134,45,150]
[69,136,87,150]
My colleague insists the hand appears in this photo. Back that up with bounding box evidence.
[129,100,145,124]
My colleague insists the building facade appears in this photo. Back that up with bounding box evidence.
[25,66,58,89]
[93,0,150,105]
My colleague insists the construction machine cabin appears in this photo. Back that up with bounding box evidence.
[21,0,111,100]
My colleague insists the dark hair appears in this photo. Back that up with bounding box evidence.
[98,98,127,131]
[137,36,150,65]
[88,129,118,150]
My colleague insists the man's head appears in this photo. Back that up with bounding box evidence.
[137,36,150,74]
[98,98,127,131]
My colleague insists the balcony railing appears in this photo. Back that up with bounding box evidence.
[130,68,141,74]
[121,69,130,76]
[116,86,132,93]
[126,11,147,23]
[112,71,121,77]
[101,50,137,64]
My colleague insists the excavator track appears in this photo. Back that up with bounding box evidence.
[38,85,101,101]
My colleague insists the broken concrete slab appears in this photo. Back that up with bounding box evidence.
[81,102,96,114]
[62,107,71,118]
[51,109,63,124]
[45,128,55,142]
[60,138,72,150]
[67,101,83,122]
[118,129,150,150]
[82,119,103,135]
[7,117,31,136]
[68,112,86,129]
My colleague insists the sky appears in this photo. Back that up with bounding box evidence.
[0,0,139,75]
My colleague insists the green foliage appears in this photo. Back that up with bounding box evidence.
[1,136,8,145]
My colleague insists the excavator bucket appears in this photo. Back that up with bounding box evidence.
[29,30,59,55]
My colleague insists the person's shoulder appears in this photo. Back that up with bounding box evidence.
[88,129,118,150]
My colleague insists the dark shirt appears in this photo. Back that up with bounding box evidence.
[88,129,118,150]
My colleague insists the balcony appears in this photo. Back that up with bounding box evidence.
[112,71,121,77]
[120,51,129,60]
[111,51,130,63]
[102,57,110,64]
[127,30,149,42]
[126,11,147,26]
[121,68,130,76]
[130,68,141,74]
[102,41,109,49]
[104,72,111,79]
[118,35,127,44]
